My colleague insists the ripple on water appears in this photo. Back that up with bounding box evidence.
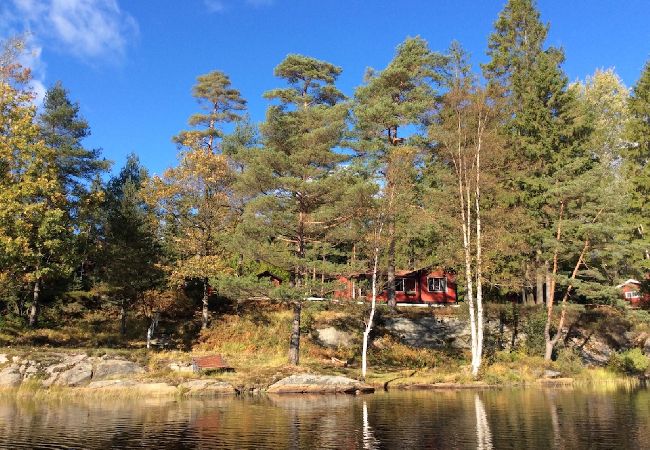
[0,387,648,449]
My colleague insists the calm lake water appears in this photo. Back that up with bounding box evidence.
[0,386,648,449]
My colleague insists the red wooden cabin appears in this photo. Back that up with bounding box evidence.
[335,268,457,304]
[617,279,650,307]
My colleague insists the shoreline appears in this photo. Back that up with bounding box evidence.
[0,373,643,399]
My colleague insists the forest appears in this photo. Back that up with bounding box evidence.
[1,0,648,378]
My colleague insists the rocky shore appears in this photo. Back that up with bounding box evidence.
[0,351,379,396]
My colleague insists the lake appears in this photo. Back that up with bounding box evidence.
[0,386,648,449]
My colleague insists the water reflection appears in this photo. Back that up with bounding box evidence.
[474,393,492,450]
[0,387,648,449]
[363,400,380,450]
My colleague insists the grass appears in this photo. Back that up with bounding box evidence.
[1,298,647,393]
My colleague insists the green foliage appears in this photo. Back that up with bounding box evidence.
[99,154,165,316]
[624,61,650,277]
[173,70,246,152]
[521,308,548,355]
[554,348,585,375]
[608,348,650,375]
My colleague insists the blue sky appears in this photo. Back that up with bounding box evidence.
[2,0,650,176]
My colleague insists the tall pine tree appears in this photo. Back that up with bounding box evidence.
[353,37,446,308]
[239,54,369,365]
[625,62,650,281]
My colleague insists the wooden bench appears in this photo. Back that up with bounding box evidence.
[191,354,234,373]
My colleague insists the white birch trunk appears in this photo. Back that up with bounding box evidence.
[473,127,484,375]
[362,223,383,380]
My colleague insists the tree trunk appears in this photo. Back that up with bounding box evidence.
[288,302,301,365]
[474,142,484,375]
[28,278,41,328]
[202,277,209,329]
[362,224,382,380]
[536,262,544,305]
[120,299,127,336]
[386,219,396,310]
[147,312,160,350]
[545,260,551,305]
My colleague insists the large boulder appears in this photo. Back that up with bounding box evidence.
[93,359,144,380]
[178,380,237,395]
[54,361,93,387]
[316,327,355,348]
[267,374,374,394]
[384,316,471,349]
[0,365,22,388]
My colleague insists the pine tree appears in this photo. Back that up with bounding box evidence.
[38,82,109,289]
[38,82,109,202]
[239,54,370,365]
[353,37,446,308]
[148,70,247,329]
[101,154,164,335]
[625,61,650,279]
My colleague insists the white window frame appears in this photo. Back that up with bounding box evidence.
[625,291,640,299]
[428,277,446,293]
[395,278,405,292]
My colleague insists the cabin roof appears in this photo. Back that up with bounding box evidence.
[616,279,641,288]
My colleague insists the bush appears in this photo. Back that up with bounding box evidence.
[521,309,547,356]
[554,348,584,375]
[608,348,650,375]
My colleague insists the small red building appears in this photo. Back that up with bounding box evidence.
[617,279,649,307]
[335,268,457,304]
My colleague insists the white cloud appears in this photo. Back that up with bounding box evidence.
[204,0,225,13]
[205,0,274,14]
[10,0,138,62]
[15,35,48,105]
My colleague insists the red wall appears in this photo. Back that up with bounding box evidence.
[335,269,457,304]
[620,283,649,307]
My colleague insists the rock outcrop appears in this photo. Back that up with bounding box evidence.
[384,316,471,349]
[315,327,355,348]
[178,380,237,395]
[0,365,22,387]
[267,374,374,394]
[93,359,144,380]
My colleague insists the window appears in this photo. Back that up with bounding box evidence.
[428,277,446,292]
[625,291,641,299]
[394,278,417,293]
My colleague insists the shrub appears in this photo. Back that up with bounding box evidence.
[554,348,584,375]
[521,309,547,356]
[608,348,650,375]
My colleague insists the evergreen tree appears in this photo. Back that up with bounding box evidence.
[625,61,650,279]
[100,154,164,335]
[239,54,370,365]
[353,37,446,308]
[148,70,246,329]
[38,82,110,289]
[483,0,588,305]
[38,82,109,203]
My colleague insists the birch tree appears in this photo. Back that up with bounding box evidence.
[361,217,383,379]
[430,43,499,376]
